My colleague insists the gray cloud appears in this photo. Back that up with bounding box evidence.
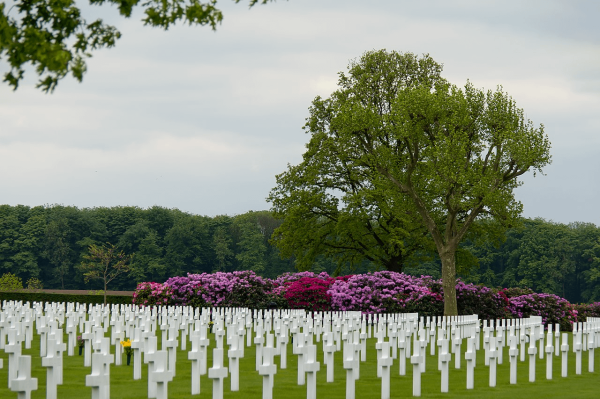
[1,0,598,224]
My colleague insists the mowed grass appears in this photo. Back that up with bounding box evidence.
[0,327,599,398]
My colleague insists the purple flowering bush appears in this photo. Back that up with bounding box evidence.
[454,281,511,320]
[508,293,576,331]
[328,271,435,313]
[165,271,275,308]
[133,270,584,330]
[161,276,209,307]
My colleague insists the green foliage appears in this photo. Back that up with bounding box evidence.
[79,242,133,304]
[0,204,299,291]
[465,218,600,304]
[25,277,43,290]
[0,272,23,291]
[0,290,132,305]
[0,0,275,92]
[270,49,552,315]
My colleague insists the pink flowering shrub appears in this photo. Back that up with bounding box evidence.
[508,293,576,331]
[133,282,173,306]
[284,277,332,311]
[573,302,600,321]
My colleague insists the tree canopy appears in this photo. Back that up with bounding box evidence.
[0,0,273,92]
[270,49,552,315]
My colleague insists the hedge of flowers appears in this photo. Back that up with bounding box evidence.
[133,270,600,331]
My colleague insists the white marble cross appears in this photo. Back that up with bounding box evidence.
[38,316,50,358]
[561,332,569,377]
[145,335,159,398]
[323,331,336,382]
[528,329,538,382]
[574,327,583,375]
[278,323,288,369]
[398,328,407,376]
[488,334,498,388]
[508,332,518,384]
[588,323,595,373]
[554,323,560,356]
[10,355,38,399]
[42,337,65,399]
[188,330,203,395]
[378,341,393,399]
[294,331,306,385]
[343,342,358,399]
[85,337,113,399]
[208,347,228,399]
[375,329,384,378]
[82,321,94,367]
[304,344,321,399]
[5,327,21,389]
[259,342,277,399]
[130,327,144,380]
[439,338,451,393]
[410,337,423,397]
[545,325,554,380]
[164,327,178,376]
[465,336,476,389]
[151,350,174,399]
[66,316,77,356]
[452,325,462,369]
[228,327,243,391]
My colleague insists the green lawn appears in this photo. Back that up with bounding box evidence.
[0,327,599,398]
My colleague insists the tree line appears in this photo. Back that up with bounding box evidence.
[1,204,599,304]
[0,204,298,291]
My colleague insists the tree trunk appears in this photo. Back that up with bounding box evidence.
[440,248,458,316]
[385,255,404,273]
[104,281,107,306]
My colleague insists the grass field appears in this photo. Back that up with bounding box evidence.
[0,327,599,398]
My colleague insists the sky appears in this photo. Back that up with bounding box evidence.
[1,0,599,225]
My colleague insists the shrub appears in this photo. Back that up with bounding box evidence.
[454,281,510,320]
[132,282,173,306]
[284,277,334,311]
[0,273,23,291]
[25,277,43,291]
[165,271,274,308]
[385,290,444,317]
[501,287,535,298]
[328,271,432,313]
[508,293,576,331]
[162,276,209,307]
[572,302,600,321]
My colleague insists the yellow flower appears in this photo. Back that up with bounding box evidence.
[120,339,132,348]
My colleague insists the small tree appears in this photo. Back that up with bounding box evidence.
[0,273,23,291]
[79,243,133,305]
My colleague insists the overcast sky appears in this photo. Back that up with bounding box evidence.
[1,0,599,225]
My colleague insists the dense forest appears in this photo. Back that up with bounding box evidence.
[1,205,599,304]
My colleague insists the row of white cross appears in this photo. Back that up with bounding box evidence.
[1,300,600,398]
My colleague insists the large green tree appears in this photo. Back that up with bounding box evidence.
[271,50,552,315]
[0,0,274,92]
[268,52,443,273]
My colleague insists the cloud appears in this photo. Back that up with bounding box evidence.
[1,0,599,224]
